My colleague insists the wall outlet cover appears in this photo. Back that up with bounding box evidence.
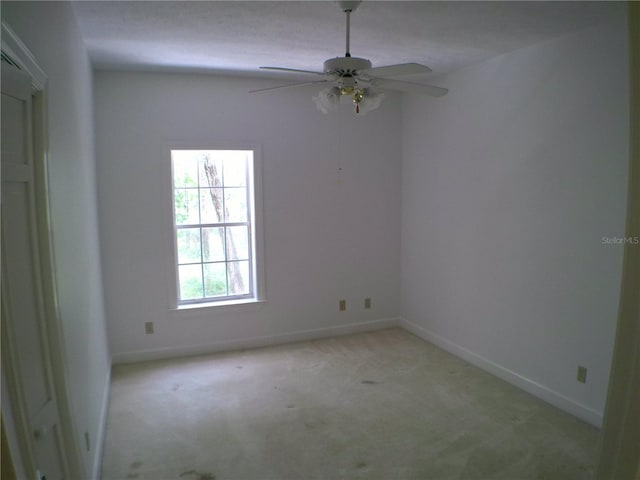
[577,365,587,383]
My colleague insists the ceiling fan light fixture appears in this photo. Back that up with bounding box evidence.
[352,89,364,113]
[356,89,385,115]
[313,84,383,115]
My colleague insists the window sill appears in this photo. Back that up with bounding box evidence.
[170,298,266,314]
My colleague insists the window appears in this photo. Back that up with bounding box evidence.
[171,148,262,306]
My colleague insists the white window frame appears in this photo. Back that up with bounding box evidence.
[168,144,265,310]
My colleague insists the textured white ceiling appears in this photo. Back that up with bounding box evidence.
[72,1,623,81]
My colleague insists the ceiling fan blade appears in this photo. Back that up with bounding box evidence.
[250,80,330,94]
[260,66,325,76]
[374,78,448,97]
[359,63,432,78]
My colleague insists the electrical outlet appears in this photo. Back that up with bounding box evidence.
[364,297,371,309]
[84,431,91,452]
[577,366,587,383]
[145,322,154,334]
[339,300,346,311]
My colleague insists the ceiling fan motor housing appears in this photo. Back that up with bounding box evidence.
[323,56,372,76]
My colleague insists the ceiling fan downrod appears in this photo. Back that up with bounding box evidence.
[337,0,361,57]
[345,9,351,57]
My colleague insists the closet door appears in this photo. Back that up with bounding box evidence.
[2,62,69,480]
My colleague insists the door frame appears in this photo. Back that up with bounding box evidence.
[595,4,640,479]
[1,21,84,479]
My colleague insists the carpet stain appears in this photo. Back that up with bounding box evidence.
[355,461,368,469]
[235,366,243,369]
[127,461,143,478]
[180,469,216,480]
[361,380,383,385]
[304,419,328,429]
[286,404,295,409]
[172,383,182,391]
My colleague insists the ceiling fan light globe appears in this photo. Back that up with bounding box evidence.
[313,86,341,114]
[357,90,385,115]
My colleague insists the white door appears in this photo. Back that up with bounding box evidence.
[1,62,70,480]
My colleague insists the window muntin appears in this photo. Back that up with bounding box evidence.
[171,149,256,305]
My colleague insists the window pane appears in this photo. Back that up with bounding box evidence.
[199,153,223,189]
[200,188,223,224]
[172,153,198,188]
[228,261,250,295]
[174,189,199,225]
[202,227,225,262]
[204,263,227,297]
[224,188,247,222]
[223,154,247,186]
[176,228,201,264]
[226,226,249,260]
[179,264,203,300]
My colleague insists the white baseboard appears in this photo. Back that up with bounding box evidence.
[112,317,401,365]
[400,317,603,427]
[91,367,111,480]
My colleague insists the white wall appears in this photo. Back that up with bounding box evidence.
[1,2,111,477]
[400,19,629,426]
[94,71,402,362]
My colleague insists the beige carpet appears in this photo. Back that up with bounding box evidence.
[101,328,599,480]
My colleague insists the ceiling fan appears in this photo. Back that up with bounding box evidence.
[251,0,448,114]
